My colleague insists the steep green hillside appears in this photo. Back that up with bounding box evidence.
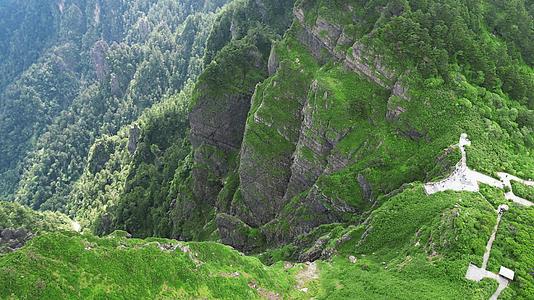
[0,0,533,298]
[62,0,533,254]
[0,201,74,253]
[0,201,73,234]
[69,0,298,241]
[0,231,298,299]
[0,0,228,206]
[2,184,533,298]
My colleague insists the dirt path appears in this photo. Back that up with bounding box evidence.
[296,261,319,292]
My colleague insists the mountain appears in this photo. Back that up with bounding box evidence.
[0,0,229,207]
[0,0,533,299]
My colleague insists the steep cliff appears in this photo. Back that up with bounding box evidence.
[2,0,534,298]
[69,0,533,257]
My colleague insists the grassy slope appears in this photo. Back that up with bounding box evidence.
[312,184,531,299]
[0,232,300,299]
[215,0,533,295]
[4,185,533,299]
[1,1,533,299]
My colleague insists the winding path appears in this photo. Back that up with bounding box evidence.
[422,134,532,299]
[296,262,319,293]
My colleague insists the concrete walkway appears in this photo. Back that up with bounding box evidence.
[497,172,534,207]
[465,205,510,300]
[465,264,509,300]
[424,134,529,299]
[482,206,506,270]
[424,134,533,207]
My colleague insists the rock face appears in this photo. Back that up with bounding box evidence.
[177,3,411,252]
[216,213,265,252]
[215,8,404,249]
[127,125,140,155]
[293,6,410,97]
[0,228,33,253]
[266,184,359,245]
[91,40,109,81]
[236,65,309,227]
[187,43,270,219]
[282,91,333,203]
[357,174,373,202]
[281,81,354,205]
[189,91,253,204]
[190,94,252,152]
[267,46,279,76]
[386,79,410,120]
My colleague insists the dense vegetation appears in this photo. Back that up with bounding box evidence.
[0,201,73,253]
[0,0,533,298]
[67,0,297,240]
[0,231,298,299]
[0,0,228,207]
[0,201,73,234]
[3,185,533,298]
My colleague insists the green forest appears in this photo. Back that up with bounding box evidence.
[0,0,533,299]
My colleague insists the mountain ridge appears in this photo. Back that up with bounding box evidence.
[0,0,533,298]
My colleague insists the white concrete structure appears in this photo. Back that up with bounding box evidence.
[497,172,534,207]
[465,264,509,300]
[424,134,534,207]
[499,266,515,281]
[427,135,532,299]
[71,220,81,232]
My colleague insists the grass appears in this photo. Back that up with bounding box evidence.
[0,232,299,299]
[316,255,495,300]
[311,184,511,300]
[510,181,534,201]
[2,183,532,299]
[487,205,534,299]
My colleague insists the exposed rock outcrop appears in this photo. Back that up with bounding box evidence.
[188,42,269,221]
[91,40,109,81]
[386,78,410,120]
[357,174,373,202]
[190,94,252,152]
[294,6,407,93]
[282,81,352,203]
[127,125,140,155]
[263,180,360,246]
[228,12,397,246]
[267,46,279,76]
[216,213,265,253]
[237,67,308,227]
[0,228,33,253]
[189,4,415,251]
